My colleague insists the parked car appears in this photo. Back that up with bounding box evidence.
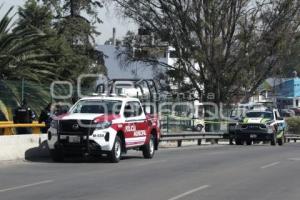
[279,109,295,117]
[290,107,300,116]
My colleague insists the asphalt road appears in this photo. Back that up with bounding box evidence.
[1,143,300,200]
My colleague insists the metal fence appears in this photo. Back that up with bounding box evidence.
[160,115,229,134]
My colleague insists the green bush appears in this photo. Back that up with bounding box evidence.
[285,117,300,135]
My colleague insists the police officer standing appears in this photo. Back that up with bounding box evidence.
[13,99,35,134]
[0,110,6,135]
[39,103,52,133]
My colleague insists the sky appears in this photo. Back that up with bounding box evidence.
[0,0,138,44]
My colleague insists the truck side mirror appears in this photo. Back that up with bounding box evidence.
[145,106,151,114]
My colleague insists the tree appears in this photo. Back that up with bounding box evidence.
[112,0,300,104]
[0,5,59,117]
[41,0,102,47]
[16,0,53,33]
[15,0,106,84]
[0,6,55,81]
[40,0,106,84]
[279,32,300,77]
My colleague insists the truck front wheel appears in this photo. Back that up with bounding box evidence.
[143,135,155,159]
[109,136,122,163]
[195,124,203,132]
[270,133,276,146]
[235,139,243,145]
[50,149,64,162]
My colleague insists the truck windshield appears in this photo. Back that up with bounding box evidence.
[70,100,122,114]
[246,112,273,119]
[230,108,247,118]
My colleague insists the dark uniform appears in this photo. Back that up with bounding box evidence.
[53,104,69,116]
[0,110,6,135]
[13,100,35,134]
[0,110,6,121]
[39,104,52,133]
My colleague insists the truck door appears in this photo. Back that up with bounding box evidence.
[123,101,147,148]
[274,110,285,131]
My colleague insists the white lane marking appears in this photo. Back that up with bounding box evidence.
[0,180,54,193]
[167,185,211,200]
[261,162,280,169]
[288,158,300,161]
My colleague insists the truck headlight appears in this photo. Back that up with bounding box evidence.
[266,125,274,133]
[260,124,267,129]
[48,132,52,140]
[50,120,58,129]
[228,124,236,130]
[95,121,112,130]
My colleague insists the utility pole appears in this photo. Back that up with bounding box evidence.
[112,28,116,46]
[21,78,25,102]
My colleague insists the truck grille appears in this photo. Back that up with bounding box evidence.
[242,124,260,130]
[59,120,95,135]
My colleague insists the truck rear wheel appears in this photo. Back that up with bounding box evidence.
[195,124,203,132]
[278,133,284,146]
[271,134,276,146]
[109,136,122,163]
[143,135,155,159]
[235,139,243,145]
[50,149,64,162]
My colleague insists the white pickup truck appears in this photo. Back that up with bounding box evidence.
[47,96,160,163]
[235,108,286,146]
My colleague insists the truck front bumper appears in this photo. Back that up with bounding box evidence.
[53,139,108,155]
[47,127,117,155]
[235,130,274,141]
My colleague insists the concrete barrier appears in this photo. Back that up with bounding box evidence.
[0,135,49,161]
